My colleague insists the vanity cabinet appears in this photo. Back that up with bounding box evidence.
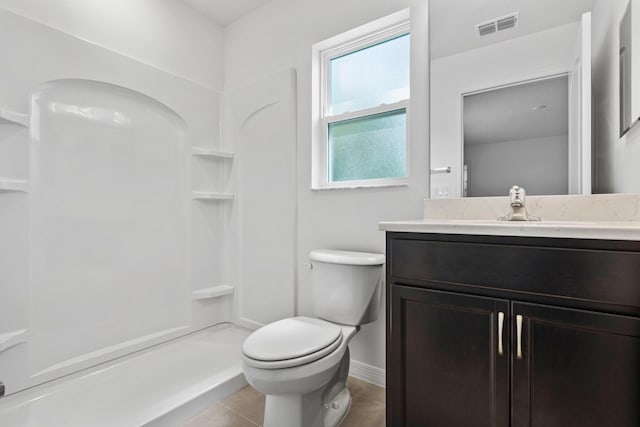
[386,232,640,427]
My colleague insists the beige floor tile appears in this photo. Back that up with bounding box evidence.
[347,376,386,405]
[220,385,266,426]
[182,403,259,427]
[184,378,386,427]
[340,394,386,427]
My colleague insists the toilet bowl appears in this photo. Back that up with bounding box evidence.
[241,249,384,427]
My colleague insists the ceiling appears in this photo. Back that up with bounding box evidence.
[430,0,596,59]
[182,0,271,26]
[181,1,597,55]
[464,75,569,145]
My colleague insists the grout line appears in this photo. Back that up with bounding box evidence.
[218,401,261,426]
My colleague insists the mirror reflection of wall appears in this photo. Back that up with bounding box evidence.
[463,76,569,197]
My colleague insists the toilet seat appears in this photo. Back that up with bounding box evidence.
[243,317,343,369]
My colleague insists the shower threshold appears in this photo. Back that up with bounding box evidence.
[0,323,251,427]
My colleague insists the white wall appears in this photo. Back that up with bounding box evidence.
[431,22,579,198]
[592,0,640,193]
[224,0,430,377]
[0,0,224,91]
[465,135,569,197]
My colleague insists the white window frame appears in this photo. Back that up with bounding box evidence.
[311,10,410,190]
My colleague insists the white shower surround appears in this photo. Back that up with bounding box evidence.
[0,7,240,422]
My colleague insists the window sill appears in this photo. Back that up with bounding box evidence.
[311,179,409,191]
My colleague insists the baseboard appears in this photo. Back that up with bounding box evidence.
[349,359,385,387]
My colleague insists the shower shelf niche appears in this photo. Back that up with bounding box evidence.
[191,148,234,200]
[191,191,234,200]
[191,147,234,159]
[0,329,27,352]
[0,108,29,127]
[0,179,29,193]
[192,285,234,300]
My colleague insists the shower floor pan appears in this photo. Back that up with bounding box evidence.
[0,323,251,427]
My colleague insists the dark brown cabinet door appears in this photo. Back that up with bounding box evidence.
[512,302,640,427]
[389,285,510,427]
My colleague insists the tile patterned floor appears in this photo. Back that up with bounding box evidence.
[183,377,385,427]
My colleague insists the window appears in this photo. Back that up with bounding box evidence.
[312,11,410,189]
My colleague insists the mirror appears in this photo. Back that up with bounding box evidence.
[620,0,640,136]
[429,0,626,198]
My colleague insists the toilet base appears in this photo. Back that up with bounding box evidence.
[262,349,352,427]
[324,387,352,427]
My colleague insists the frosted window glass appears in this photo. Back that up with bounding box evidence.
[329,34,410,115]
[328,109,406,182]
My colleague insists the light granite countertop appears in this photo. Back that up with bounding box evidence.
[380,194,640,241]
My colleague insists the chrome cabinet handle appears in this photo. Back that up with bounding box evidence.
[516,315,524,359]
[497,311,505,356]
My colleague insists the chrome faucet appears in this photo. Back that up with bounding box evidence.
[497,185,541,221]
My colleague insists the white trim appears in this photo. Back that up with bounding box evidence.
[461,72,569,98]
[324,100,408,124]
[312,8,410,52]
[321,21,411,70]
[311,181,408,191]
[579,12,592,195]
[317,177,409,191]
[312,9,411,190]
[349,359,385,387]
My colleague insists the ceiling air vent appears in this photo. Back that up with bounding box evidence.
[497,15,518,31]
[475,12,519,37]
[477,22,496,37]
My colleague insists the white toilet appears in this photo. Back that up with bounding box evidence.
[241,249,385,427]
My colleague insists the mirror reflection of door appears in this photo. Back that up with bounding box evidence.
[463,75,569,197]
[620,1,640,136]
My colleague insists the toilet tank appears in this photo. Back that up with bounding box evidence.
[309,249,385,326]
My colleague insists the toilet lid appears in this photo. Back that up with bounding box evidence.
[242,317,342,362]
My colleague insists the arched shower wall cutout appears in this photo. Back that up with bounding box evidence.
[226,69,298,330]
[0,78,203,395]
[30,79,188,132]
[238,100,281,129]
